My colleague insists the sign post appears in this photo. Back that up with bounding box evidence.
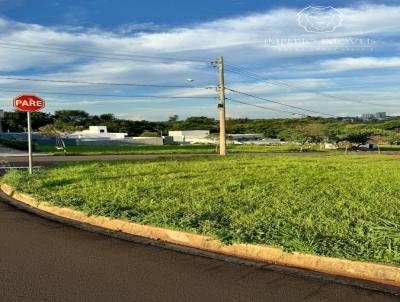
[13,94,45,174]
[27,111,33,174]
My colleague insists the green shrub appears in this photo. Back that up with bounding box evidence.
[0,138,34,151]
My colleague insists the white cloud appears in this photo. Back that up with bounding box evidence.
[339,4,400,36]
[116,22,162,34]
[0,3,398,72]
[319,57,400,72]
[0,4,399,118]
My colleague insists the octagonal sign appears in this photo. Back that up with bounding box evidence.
[13,94,45,112]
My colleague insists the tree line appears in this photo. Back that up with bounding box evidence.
[2,110,400,145]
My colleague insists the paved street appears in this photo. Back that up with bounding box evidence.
[0,193,399,302]
[0,145,48,159]
[0,145,27,157]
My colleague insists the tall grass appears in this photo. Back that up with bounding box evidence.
[37,144,322,155]
[3,154,400,264]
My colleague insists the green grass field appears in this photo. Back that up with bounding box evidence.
[380,145,400,151]
[3,154,400,265]
[37,144,322,155]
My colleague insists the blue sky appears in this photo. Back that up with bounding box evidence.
[2,0,399,27]
[0,0,399,120]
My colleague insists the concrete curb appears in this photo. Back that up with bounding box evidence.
[2,183,400,289]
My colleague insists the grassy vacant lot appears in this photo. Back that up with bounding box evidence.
[3,155,400,265]
[381,145,400,151]
[37,144,322,155]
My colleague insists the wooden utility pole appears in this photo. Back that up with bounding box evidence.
[218,56,227,156]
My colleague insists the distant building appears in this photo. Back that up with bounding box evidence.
[66,126,165,146]
[376,112,387,119]
[361,112,386,120]
[168,130,210,144]
[361,113,376,120]
[68,126,127,141]
[228,134,283,145]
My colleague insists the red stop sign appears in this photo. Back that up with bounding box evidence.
[13,95,45,112]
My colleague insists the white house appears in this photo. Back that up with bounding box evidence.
[68,126,127,141]
[228,134,283,145]
[324,143,338,150]
[168,130,210,144]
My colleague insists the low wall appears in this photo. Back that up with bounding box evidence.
[77,137,164,146]
[0,133,165,147]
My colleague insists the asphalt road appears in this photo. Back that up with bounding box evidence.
[0,146,25,156]
[1,194,399,302]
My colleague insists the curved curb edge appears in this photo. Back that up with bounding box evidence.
[1,183,400,291]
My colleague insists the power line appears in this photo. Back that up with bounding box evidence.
[1,41,396,108]
[226,98,300,115]
[225,63,398,108]
[225,64,398,108]
[0,40,211,63]
[0,88,215,99]
[225,87,336,117]
[0,76,209,89]
[0,44,205,65]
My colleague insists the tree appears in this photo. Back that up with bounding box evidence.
[279,128,309,152]
[168,115,179,123]
[386,132,400,145]
[99,113,115,121]
[2,110,52,132]
[278,123,329,152]
[2,108,400,146]
[53,110,90,126]
[338,126,378,146]
[180,116,217,131]
[39,124,83,153]
[140,131,160,137]
[167,115,180,130]
[39,124,82,137]
[343,131,372,145]
[337,141,354,154]
[302,123,329,143]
